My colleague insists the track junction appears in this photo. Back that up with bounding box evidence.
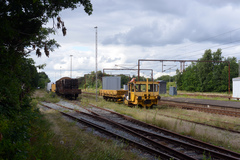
[39,100,240,160]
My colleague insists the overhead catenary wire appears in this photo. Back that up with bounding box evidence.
[180,42,240,60]
[165,27,240,56]
[162,27,240,61]
[173,39,240,59]
[142,28,240,79]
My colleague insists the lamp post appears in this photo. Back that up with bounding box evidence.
[70,55,73,78]
[94,26,98,102]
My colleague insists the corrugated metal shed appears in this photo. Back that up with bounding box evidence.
[157,80,167,94]
[102,76,121,90]
[169,86,177,96]
[232,77,240,98]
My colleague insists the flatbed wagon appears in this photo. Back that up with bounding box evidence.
[99,89,128,102]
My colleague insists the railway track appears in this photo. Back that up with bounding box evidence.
[177,93,232,99]
[40,101,240,160]
[40,102,175,159]
[159,100,240,117]
[83,92,240,134]
[82,92,240,132]
[82,91,240,117]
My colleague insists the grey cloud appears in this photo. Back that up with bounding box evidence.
[100,56,121,63]
[102,1,240,47]
[102,21,240,47]
[136,0,189,16]
[102,21,186,47]
[196,0,240,8]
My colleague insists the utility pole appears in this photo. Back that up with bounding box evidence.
[70,55,73,78]
[94,26,98,102]
[60,66,62,78]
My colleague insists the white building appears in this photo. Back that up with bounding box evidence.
[232,77,240,99]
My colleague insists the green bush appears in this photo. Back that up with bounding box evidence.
[0,105,41,159]
[167,82,177,90]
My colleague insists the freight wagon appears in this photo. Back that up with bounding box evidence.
[55,77,81,99]
[99,76,127,102]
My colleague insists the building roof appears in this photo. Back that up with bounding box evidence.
[156,80,166,83]
[232,77,240,81]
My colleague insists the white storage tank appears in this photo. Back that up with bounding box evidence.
[102,76,121,90]
[232,77,240,99]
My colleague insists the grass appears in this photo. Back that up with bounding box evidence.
[160,90,240,102]
[161,93,228,101]
[153,107,240,131]
[30,90,147,160]
[81,88,100,94]
[35,109,143,160]
[83,94,240,153]
[33,90,240,159]
[177,90,230,95]
[32,89,60,103]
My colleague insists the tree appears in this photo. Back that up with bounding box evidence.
[37,72,51,88]
[0,1,93,159]
[156,75,173,82]
[1,0,92,57]
[196,49,214,92]
[176,49,239,92]
[0,0,93,115]
[119,74,130,87]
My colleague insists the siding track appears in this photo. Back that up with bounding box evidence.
[40,101,240,160]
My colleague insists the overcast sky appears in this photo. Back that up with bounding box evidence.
[29,0,240,82]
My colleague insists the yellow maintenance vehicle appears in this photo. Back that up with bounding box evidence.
[100,78,160,108]
[51,83,56,92]
[124,78,160,108]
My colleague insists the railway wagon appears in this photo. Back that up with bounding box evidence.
[124,79,160,108]
[99,89,128,102]
[56,77,81,99]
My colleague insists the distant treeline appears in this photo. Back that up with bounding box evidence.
[77,71,147,89]
[175,49,238,92]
